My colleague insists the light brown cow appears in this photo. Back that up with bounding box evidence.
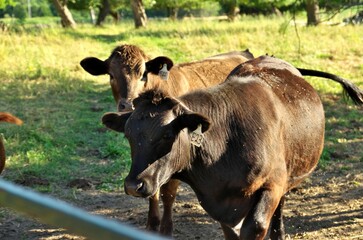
[80,45,254,111]
[0,112,23,173]
[80,45,254,235]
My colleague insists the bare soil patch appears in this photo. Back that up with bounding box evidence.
[1,167,362,240]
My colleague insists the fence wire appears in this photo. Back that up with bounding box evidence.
[0,179,168,240]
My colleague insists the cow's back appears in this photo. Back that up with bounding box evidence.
[177,54,251,90]
[151,53,252,97]
[229,56,325,190]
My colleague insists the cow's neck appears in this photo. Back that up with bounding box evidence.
[172,91,260,226]
[146,71,190,97]
[174,150,254,227]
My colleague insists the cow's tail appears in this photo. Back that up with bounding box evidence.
[0,112,23,174]
[297,68,363,105]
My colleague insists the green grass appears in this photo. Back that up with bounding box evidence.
[0,15,362,193]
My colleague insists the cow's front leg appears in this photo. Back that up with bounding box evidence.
[159,179,180,235]
[270,195,285,240]
[146,190,161,232]
[221,223,240,240]
[240,184,284,240]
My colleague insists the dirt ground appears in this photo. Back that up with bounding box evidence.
[1,98,362,240]
[1,156,362,240]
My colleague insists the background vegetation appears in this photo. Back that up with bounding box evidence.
[1,0,363,27]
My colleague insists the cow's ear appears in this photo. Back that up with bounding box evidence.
[172,112,210,134]
[80,57,108,76]
[102,112,132,132]
[145,56,174,75]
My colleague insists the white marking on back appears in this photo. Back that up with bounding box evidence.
[228,75,258,84]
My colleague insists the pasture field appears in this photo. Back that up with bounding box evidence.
[0,15,362,239]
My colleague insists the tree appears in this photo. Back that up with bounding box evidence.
[97,0,111,25]
[32,0,53,17]
[219,0,239,21]
[0,0,16,9]
[306,0,320,25]
[13,2,26,20]
[68,0,124,25]
[52,0,76,28]
[0,0,19,18]
[67,0,98,24]
[152,0,212,19]
[96,0,121,25]
[130,0,147,28]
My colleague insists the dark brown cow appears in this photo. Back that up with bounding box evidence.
[0,112,23,174]
[81,45,254,234]
[102,56,363,239]
[80,45,254,111]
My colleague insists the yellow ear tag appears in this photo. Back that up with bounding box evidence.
[190,124,204,147]
[159,63,169,81]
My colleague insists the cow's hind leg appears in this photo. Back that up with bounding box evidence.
[146,190,161,232]
[270,195,285,240]
[159,179,180,236]
[240,185,284,240]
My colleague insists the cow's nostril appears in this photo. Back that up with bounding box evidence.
[118,103,126,111]
[124,179,147,197]
[117,100,133,112]
[136,181,144,192]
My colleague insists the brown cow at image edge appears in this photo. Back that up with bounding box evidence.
[0,112,23,174]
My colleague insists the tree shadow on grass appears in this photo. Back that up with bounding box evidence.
[0,72,127,186]
[64,30,128,44]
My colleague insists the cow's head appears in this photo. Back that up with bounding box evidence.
[80,45,173,111]
[102,90,210,198]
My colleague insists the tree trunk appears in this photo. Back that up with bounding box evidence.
[306,0,320,26]
[96,0,110,26]
[130,0,147,28]
[52,0,76,28]
[89,7,96,24]
[110,10,120,23]
[227,5,239,21]
[167,7,178,20]
[219,0,239,21]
